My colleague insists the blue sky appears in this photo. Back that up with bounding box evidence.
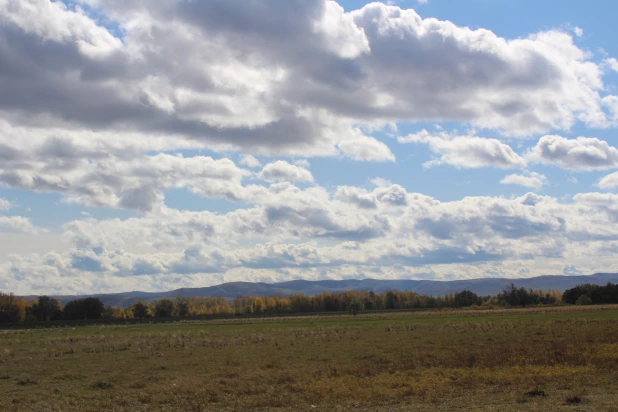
[2,0,618,294]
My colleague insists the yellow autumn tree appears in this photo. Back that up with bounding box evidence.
[253,297,264,313]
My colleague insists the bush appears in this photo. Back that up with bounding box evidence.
[575,295,593,306]
[348,301,361,316]
[565,395,582,404]
[90,381,113,390]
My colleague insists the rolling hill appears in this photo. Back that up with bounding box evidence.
[24,272,618,307]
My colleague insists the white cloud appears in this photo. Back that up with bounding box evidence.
[602,95,618,125]
[3,1,618,294]
[528,135,618,170]
[573,26,584,37]
[0,0,122,56]
[597,171,618,189]
[0,128,251,210]
[0,198,10,211]
[573,192,618,205]
[258,161,314,183]
[239,154,262,169]
[605,58,618,72]
[4,188,618,293]
[314,0,371,59]
[370,177,392,187]
[500,172,548,189]
[294,159,311,168]
[337,132,395,162]
[0,216,38,234]
[400,130,526,169]
[335,186,377,209]
[0,0,610,163]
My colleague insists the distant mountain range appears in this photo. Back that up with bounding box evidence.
[23,272,618,308]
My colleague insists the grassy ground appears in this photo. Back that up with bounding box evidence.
[2,306,618,411]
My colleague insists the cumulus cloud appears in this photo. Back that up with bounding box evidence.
[335,186,377,209]
[3,1,618,294]
[375,184,408,206]
[528,135,618,171]
[573,192,618,205]
[338,132,396,162]
[0,198,10,211]
[605,58,618,72]
[0,127,251,210]
[258,161,314,183]
[4,187,618,293]
[334,184,408,209]
[239,154,262,169]
[603,95,618,125]
[294,159,311,168]
[0,0,611,163]
[399,130,526,169]
[500,172,548,189]
[0,216,37,234]
[597,171,618,189]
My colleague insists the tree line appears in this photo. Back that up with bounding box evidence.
[562,283,618,305]
[0,285,570,323]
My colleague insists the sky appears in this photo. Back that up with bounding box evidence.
[2,0,618,295]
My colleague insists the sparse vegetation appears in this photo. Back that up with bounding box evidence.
[89,381,113,390]
[2,305,618,410]
[566,395,583,404]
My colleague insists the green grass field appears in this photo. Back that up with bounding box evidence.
[2,305,618,411]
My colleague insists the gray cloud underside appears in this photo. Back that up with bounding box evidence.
[0,0,612,156]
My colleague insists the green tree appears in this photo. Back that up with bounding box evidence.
[454,290,479,307]
[0,292,21,323]
[32,296,62,321]
[175,296,190,316]
[575,295,593,306]
[132,302,151,319]
[63,298,104,320]
[384,291,398,309]
[154,299,175,317]
[348,301,361,316]
[498,284,534,307]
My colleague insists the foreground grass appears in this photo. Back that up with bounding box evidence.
[2,306,618,411]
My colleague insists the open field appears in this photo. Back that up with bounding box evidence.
[2,306,618,411]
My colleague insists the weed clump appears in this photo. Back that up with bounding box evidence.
[90,381,113,390]
[524,388,547,397]
[565,395,582,404]
[16,378,37,386]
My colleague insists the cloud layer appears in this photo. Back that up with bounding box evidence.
[3,186,618,294]
[0,0,612,154]
[2,1,618,294]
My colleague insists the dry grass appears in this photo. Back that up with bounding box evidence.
[2,306,618,411]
